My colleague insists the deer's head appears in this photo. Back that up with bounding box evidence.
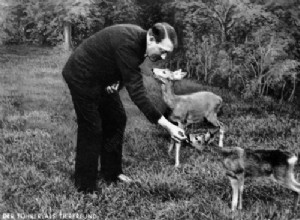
[152,68,187,84]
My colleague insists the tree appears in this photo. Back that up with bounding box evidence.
[0,0,11,44]
[89,0,141,28]
[51,0,91,50]
[1,0,91,48]
[1,0,142,48]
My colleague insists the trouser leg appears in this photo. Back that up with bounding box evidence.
[99,93,127,181]
[68,88,103,193]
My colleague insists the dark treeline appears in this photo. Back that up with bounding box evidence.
[1,0,300,102]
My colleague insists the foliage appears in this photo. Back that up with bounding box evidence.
[0,0,300,101]
[229,27,300,100]
[0,0,140,46]
[136,0,174,28]
[68,0,141,45]
[161,0,300,102]
[0,0,91,45]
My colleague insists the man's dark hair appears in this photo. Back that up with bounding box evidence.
[149,22,178,48]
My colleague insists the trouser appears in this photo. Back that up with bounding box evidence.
[65,82,127,192]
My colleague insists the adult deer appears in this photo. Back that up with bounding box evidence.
[152,68,225,167]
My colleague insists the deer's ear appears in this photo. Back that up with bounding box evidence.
[173,69,181,74]
[181,72,187,78]
[175,71,187,80]
[172,70,186,80]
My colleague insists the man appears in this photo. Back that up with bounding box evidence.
[62,22,186,193]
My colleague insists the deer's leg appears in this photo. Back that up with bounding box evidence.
[206,113,224,147]
[238,175,244,210]
[173,122,185,168]
[219,129,225,147]
[229,177,239,211]
[174,142,181,168]
[168,138,175,157]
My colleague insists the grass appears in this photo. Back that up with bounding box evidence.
[0,45,300,220]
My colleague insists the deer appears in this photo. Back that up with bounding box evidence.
[152,68,225,167]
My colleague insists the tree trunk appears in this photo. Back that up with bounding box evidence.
[63,21,73,51]
[288,77,296,102]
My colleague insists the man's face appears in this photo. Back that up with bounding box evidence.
[146,35,174,62]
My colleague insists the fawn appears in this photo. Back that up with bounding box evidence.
[152,68,224,167]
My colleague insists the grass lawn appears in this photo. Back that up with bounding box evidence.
[1,45,300,220]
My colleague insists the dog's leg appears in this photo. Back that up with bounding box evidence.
[273,156,300,211]
[229,177,239,211]
[273,174,300,211]
[293,191,300,212]
[287,175,300,211]
[174,142,181,168]
[287,162,300,211]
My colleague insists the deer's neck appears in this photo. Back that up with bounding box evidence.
[162,82,178,109]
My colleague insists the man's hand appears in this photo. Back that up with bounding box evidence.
[168,123,187,142]
[158,116,187,142]
[106,81,120,94]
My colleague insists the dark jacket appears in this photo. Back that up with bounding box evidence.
[62,24,162,124]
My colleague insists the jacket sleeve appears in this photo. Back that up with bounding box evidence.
[115,45,162,124]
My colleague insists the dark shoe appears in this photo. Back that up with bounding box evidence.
[75,177,97,194]
[76,184,97,194]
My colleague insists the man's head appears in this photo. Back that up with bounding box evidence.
[146,22,178,62]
